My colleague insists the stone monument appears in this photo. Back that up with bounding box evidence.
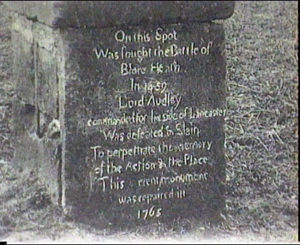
[4,1,234,227]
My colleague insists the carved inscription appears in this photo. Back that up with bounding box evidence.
[75,24,226,223]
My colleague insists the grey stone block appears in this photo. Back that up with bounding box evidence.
[7,1,234,228]
[57,22,226,226]
[4,1,235,29]
[11,17,34,105]
[36,47,58,119]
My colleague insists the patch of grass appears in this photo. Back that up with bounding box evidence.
[223,0,298,239]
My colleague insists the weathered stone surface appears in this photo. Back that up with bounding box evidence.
[3,1,235,29]
[57,22,226,226]
[11,14,34,106]
[11,13,36,142]
[10,11,61,204]
[37,137,61,204]
[36,48,57,120]
[8,1,233,229]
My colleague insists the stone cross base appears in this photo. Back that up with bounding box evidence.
[4,1,234,228]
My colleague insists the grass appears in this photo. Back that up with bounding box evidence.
[222,1,298,241]
[0,1,298,243]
